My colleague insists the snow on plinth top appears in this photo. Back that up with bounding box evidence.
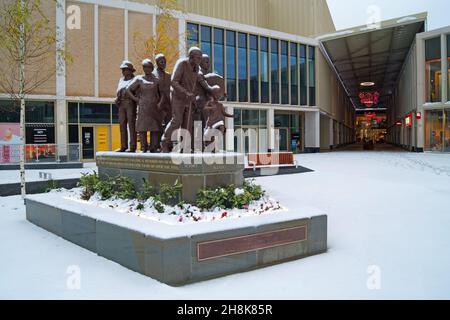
[26,192,324,240]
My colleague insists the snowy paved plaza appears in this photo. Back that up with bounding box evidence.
[1,147,450,299]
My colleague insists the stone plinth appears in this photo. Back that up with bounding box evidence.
[96,152,245,203]
[26,193,328,286]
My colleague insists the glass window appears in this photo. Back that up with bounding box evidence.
[226,31,237,102]
[425,37,441,103]
[26,101,54,123]
[238,33,248,102]
[281,41,289,104]
[213,28,224,76]
[68,124,79,144]
[187,23,199,49]
[425,110,443,151]
[308,46,316,106]
[260,37,269,103]
[234,108,242,126]
[68,102,78,123]
[249,35,259,103]
[445,110,450,152]
[25,123,55,144]
[200,25,212,70]
[80,103,111,124]
[271,39,279,104]
[290,43,298,105]
[447,35,450,101]
[275,114,290,127]
[259,110,267,127]
[0,100,19,123]
[242,109,259,126]
[300,44,307,105]
[111,104,119,124]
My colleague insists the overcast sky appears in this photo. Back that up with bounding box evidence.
[326,0,449,31]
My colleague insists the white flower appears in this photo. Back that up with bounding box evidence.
[234,188,245,196]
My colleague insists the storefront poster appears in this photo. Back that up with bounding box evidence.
[0,123,21,164]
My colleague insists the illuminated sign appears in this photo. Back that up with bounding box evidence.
[405,114,412,127]
[359,91,380,108]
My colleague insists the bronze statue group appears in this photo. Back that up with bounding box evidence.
[115,47,232,154]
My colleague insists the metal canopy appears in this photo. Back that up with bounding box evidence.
[318,13,427,110]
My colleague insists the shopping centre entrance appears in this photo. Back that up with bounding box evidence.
[318,13,426,151]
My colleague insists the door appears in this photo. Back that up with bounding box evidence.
[278,128,289,151]
[81,127,94,160]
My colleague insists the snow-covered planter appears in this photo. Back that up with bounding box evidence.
[53,186,284,225]
[63,173,285,224]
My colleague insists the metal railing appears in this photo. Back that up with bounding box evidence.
[0,143,81,164]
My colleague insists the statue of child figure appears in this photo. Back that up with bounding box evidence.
[203,85,234,151]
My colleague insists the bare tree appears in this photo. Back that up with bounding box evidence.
[0,0,70,200]
[132,0,187,72]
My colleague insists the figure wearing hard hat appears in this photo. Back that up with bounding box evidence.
[115,61,137,152]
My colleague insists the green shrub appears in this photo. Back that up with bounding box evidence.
[79,172,100,200]
[79,172,137,201]
[157,180,182,205]
[44,180,59,193]
[137,179,158,201]
[196,180,265,210]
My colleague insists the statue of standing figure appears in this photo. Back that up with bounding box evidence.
[153,54,172,136]
[194,54,211,127]
[115,47,230,154]
[161,47,214,153]
[127,59,162,153]
[115,61,137,153]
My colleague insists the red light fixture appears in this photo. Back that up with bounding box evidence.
[396,120,402,126]
[416,112,422,120]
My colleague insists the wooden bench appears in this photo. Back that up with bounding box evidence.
[246,152,298,171]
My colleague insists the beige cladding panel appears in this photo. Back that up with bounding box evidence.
[182,0,266,28]
[178,0,334,36]
[66,2,95,97]
[316,50,331,114]
[99,7,125,98]
[30,0,56,95]
[128,11,153,73]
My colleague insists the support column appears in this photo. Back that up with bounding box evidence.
[225,106,234,152]
[329,118,334,149]
[56,0,67,161]
[416,36,425,152]
[305,111,320,153]
[267,108,275,152]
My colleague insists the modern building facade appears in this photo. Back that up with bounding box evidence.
[388,26,450,152]
[0,0,448,164]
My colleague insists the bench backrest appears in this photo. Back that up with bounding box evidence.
[247,152,294,166]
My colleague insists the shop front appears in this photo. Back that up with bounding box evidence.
[67,102,121,161]
[425,109,450,152]
[0,100,64,164]
[274,112,303,154]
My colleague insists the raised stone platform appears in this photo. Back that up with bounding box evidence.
[96,152,245,202]
[25,193,328,286]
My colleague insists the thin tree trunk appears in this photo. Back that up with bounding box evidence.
[19,0,26,202]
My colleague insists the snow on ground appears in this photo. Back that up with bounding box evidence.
[1,147,450,299]
[0,163,97,184]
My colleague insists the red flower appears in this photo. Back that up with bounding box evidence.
[221,211,228,219]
